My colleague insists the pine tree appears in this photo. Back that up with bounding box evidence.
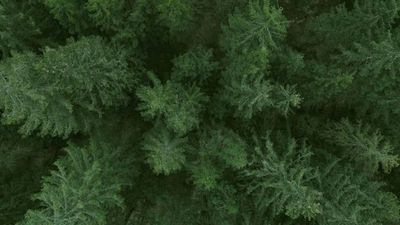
[0,36,134,137]
[85,0,126,31]
[306,0,400,52]
[20,140,133,225]
[219,47,301,119]
[219,48,274,119]
[189,127,249,191]
[325,119,399,173]
[137,73,208,135]
[301,61,354,106]
[339,34,400,117]
[0,0,62,57]
[110,0,151,57]
[243,136,322,220]
[0,125,54,225]
[142,124,188,175]
[221,0,288,53]
[316,162,400,225]
[1,1,400,225]
[199,127,248,170]
[156,0,195,37]
[191,160,221,190]
[341,33,400,78]
[219,0,300,119]
[42,0,95,34]
[171,46,218,84]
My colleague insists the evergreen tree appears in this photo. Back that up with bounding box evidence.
[325,119,399,173]
[21,140,133,225]
[0,0,63,57]
[0,36,134,137]
[142,124,188,175]
[316,163,400,225]
[137,72,208,135]
[0,0,400,225]
[243,136,322,220]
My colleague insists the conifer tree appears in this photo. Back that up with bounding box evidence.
[0,36,134,137]
[0,125,54,225]
[156,0,195,36]
[325,120,399,173]
[137,72,208,135]
[0,0,62,57]
[142,124,188,175]
[0,0,400,225]
[20,141,133,225]
[219,0,300,119]
[221,0,287,53]
[243,137,322,220]
[316,163,400,225]
[43,0,91,33]
[171,46,218,84]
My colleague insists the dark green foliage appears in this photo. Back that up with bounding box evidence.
[0,0,63,57]
[85,0,126,30]
[0,125,55,225]
[317,163,400,225]
[221,0,287,53]
[0,36,134,137]
[325,120,399,173]
[171,47,218,84]
[142,125,188,175]
[0,0,40,55]
[43,0,92,33]
[190,127,248,190]
[305,0,400,53]
[243,137,322,220]
[220,41,301,119]
[137,73,208,134]
[156,0,195,36]
[198,128,248,170]
[341,34,400,78]
[1,0,400,225]
[21,140,132,225]
[302,61,354,106]
[220,48,275,119]
[219,0,300,120]
[191,160,221,190]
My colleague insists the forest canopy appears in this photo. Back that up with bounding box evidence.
[0,0,400,225]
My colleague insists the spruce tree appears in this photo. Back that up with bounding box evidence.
[0,36,134,137]
[0,0,399,225]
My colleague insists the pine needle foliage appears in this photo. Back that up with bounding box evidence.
[221,0,288,53]
[325,120,399,173]
[20,141,131,225]
[220,48,274,119]
[142,124,188,175]
[171,46,218,84]
[43,0,92,33]
[188,127,249,191]
[317,163,400,225]
[191,160,221,190]
[156,0,195,36]
[0,36,134,137]
[1,0,400,225]
[0,125,53,225]
[341,35,400,78]
[243,137,322,220]
[137,73,208,135]
[306,0,400,51]
[85,0,126,31]
[0,1,37,56]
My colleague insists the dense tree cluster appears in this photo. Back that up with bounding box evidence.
[1,0,400,224]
